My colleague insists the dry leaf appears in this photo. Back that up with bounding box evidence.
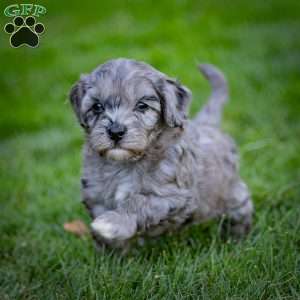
[64,220,89,237]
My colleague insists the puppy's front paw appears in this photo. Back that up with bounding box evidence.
[91,218,117,240]
[91,211,137,242]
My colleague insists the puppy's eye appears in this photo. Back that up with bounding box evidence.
[92,103,104,114]
[135,102,149,112]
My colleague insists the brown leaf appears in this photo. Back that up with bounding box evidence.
[64,220,89,237]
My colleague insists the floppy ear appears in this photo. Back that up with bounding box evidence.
[159,78,191,128]
[69,76,87,128]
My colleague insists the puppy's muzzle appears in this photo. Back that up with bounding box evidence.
[107,122,127,142]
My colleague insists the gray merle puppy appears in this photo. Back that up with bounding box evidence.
[70,58,253,249]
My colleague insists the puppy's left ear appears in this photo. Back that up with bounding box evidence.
[159,78,191,128]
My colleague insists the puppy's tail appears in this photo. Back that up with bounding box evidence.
[195,64,228,127]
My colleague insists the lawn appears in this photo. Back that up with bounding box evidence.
[0,0,300,299]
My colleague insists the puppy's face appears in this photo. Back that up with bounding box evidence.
[70,59,191,161]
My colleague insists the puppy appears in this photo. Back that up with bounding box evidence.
[70,58,253,249]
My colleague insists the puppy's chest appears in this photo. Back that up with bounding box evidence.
[83,159,182,209]
[82,164,136,208]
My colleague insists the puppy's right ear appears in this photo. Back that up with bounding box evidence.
[69,76,87,128]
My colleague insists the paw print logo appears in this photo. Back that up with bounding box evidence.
[4,16,45,48]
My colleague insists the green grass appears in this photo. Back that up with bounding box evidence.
[1,0,300,299]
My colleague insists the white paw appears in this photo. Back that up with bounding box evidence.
[91,212,137,242]
[91,218,117,240]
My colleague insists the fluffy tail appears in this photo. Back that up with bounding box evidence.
[195,64,228,127]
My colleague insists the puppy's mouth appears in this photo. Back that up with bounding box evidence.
[100,147,144,161]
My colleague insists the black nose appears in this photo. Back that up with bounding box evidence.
[107,122,127,142]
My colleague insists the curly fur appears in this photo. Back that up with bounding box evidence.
[70,58,253,249]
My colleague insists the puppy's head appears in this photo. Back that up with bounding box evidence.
[70,58,191,161]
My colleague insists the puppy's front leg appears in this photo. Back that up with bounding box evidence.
[121,192,190,233]
[91,191,189,245]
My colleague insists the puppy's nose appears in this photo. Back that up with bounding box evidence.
[107,122,127,142]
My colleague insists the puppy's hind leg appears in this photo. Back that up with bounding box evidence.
[222,180,254,240]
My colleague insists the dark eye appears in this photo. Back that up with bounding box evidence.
[135,102,149,112]
[92,103,104,114]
